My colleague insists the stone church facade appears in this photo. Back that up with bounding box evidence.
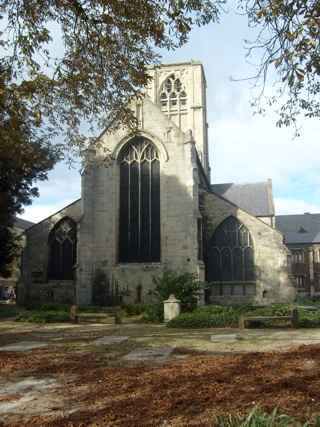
[18,61,297,307]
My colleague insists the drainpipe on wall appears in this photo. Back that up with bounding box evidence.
[309,247,315,296]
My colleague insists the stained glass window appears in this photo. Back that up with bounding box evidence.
[119,137,160,263]
[48,217,77,280]
[208,216,255,295]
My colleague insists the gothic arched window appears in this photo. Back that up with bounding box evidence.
[48,217,77,280]
[208,216,255,296]
[119,137,160,263]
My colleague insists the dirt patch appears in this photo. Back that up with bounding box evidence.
[1,319,320,426]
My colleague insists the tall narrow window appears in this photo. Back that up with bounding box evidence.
[208,216,255,296]
[48,217,77,280]
[119,137,160,263]
[291,249,304,263]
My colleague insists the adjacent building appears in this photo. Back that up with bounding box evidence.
[276,213,320,297]
[0,217,34,299]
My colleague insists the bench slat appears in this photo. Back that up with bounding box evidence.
[70,306,122,324]
[238,308,299,330]
[244,316,292,321]
[77,313,114,318]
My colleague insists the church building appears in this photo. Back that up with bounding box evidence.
[18,61,297,307]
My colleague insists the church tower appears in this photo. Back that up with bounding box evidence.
[146,61,210,181]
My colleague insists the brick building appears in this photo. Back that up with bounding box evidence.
[276,213,320,297]
[18,61,297,307]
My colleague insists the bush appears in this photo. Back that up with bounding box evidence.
[121,303,148,318]
[37,303,70,312]
[244,305,320,328]
[19,310,71,323]
[298,310,320,327]
[151,271,208,305]
[148,271,209,322]
[244,304,291,317]
[0,303,18,319]
[167,306,238,328]
[76,305,102,313]
[167,303,320,329]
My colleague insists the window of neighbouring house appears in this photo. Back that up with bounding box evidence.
[119,137,160,263]
[208,216,255,296]
[295,275,306,288]
[48,217,77,280]
[291,249,304,263]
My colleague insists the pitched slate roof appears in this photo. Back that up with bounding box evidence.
[275,213,320,244]
[14,217,35,230]
[211,179,275,217]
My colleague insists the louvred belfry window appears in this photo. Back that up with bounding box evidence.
[119,137,160,263]
[48,217,77,280]
[160,74,187,112]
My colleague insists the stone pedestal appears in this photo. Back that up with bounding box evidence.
[163,294,181,322]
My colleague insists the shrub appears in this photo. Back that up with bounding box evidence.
[167,303,320,329]
[121,303,148,317]
[148,271,209,322]
[151,271,208,305]
[197,304,238,318]
[37,303,70,312]
[298,310,320,327]
[244,304,291,317]
[244,305,320,328]
[77,305,101,313]
[167,306,238,328]
[0,303,18,319]
[19,310,71,323]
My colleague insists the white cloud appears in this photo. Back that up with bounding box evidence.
[20,161,81,223]
[275,198,320,216]
[20,198,79,224]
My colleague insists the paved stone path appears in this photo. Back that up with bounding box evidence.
[123,346,174,361]
[0,338,177,361]
[95,336,129,345]
[0,341,48,351]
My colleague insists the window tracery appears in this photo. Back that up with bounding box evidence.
[119,137,160,263]
[208,216,255,296]
[48,217,77,280]
[160,74,187,113]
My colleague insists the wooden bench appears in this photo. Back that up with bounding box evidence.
[71,306,122,324]
[238,308,299,330]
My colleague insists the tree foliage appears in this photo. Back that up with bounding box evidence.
[0,67,58,277]
[1,0,319,274]
[0,0,222,155]
[0,0,222,277]
[242,0,320,131]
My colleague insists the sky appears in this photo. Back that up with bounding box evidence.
[20,6,320,224]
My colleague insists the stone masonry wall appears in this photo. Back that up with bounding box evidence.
[18,200,82,306]
[200,188,297,305]
[75,98,204,305]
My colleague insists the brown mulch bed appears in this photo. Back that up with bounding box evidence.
[1,342,320,426]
